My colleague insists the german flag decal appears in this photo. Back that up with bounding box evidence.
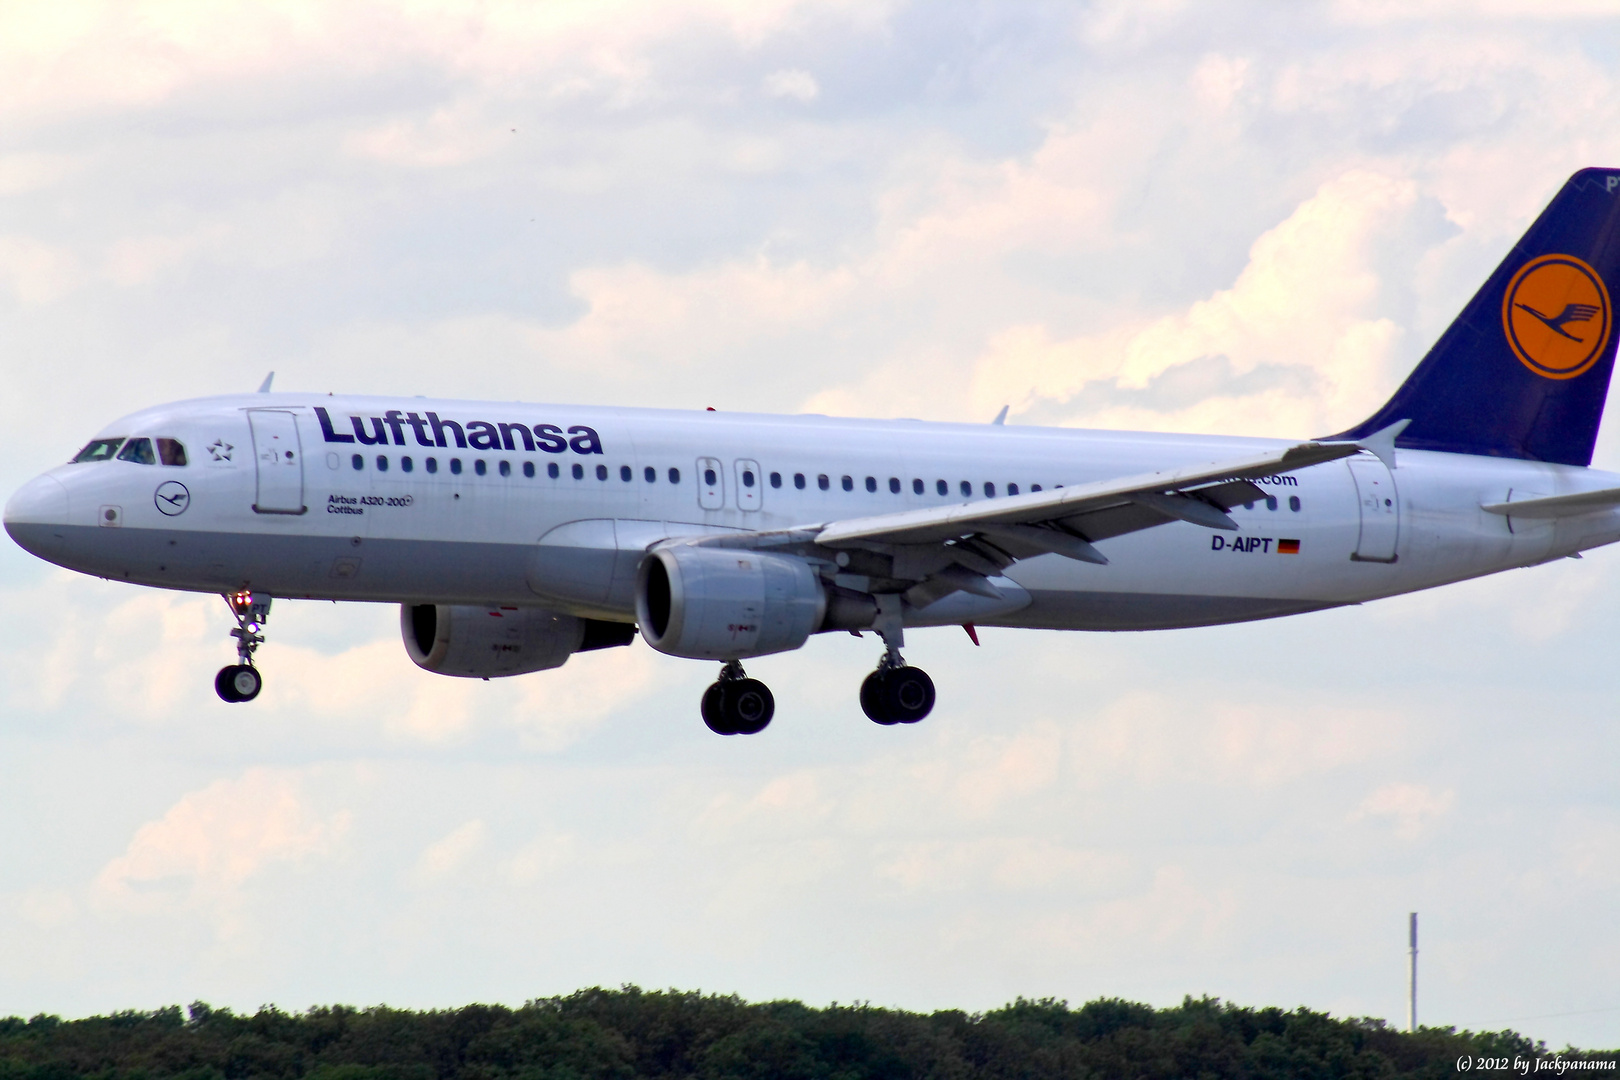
[1277,539,1301,554]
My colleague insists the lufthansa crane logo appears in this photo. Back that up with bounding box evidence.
[1502,253,1612,380]
[154,481,190,516]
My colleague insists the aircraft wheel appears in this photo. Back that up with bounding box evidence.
[725,678,774,735]
[215,664,261,703]
[862,667,934,725]
[860,670,899,725]
[701,682,733,734]
[885,666,934,723]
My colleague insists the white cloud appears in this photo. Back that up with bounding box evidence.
[1351,782,1456,840]
[412,820,488,884]
[762,68,819,101]
[95,768,349,913]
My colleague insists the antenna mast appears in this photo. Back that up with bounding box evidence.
[1407,912,1418,1033]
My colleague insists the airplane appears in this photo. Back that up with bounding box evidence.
[10,167,1620,736]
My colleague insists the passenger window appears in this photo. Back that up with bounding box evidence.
[499,461,511,477]
[427,457,438,474]
[117,438,156,465]
[156,438,187,466]
[770,472,782,489]
[572,463,584,479]
[668,467,681,484]
[742,469,755,488]
[401,456,414,473]
[818,474,830,491]
[1031,484,1041,492]
[960,481,971,497]
[1008,483,1019,496]
[936,479,947,496]
[842,475,853,492]
[912,478,923,495]
[865,477,877,493]
[451,459,463,475]
[984,482,995,497]
[377,455,389,472]
[704,467,717,486]
[888,477,900,494]
[1289,495,1301,512]
[475,459,487,476]
[73,438,125,463]
[794,473,806,490]
[524,462,535,478]
[596,464,609,481]
[352,454,363,471]
[645,466,656,483]
[549,463,560,479]
[1266,496,1277,511]
[620,465,632,482]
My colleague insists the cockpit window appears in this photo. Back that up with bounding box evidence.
[156,438,187,466]
[116,437,156,465]
[72,438,126,463]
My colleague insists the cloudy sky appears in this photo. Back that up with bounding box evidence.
[4,0,1620,1050]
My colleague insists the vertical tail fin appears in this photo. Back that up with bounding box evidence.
[1338,168,1620,466]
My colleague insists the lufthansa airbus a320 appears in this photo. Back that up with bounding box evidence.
[11,169,1620,736]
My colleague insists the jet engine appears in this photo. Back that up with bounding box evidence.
[635,545,825,660]
[401,604,635,678]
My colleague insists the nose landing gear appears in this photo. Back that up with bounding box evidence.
[216,590,269,703]
[700,660,774,735]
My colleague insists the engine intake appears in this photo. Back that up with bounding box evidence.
[636,545,825,660]
[401,604,635,678]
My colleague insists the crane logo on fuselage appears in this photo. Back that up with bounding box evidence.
[153,481,190,516]
[314,407,604,455]
[1502,253,1613,380]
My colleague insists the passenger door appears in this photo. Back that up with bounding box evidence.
[248,410,306,514]
[1348,456,1398,562]
[697,457,725,510]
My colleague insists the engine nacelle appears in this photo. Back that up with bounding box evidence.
[635,545,825,660]
[401,604,634,678]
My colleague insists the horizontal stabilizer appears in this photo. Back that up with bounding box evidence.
[1481,487,1620,519]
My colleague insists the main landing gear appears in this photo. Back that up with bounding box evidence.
[859,650,935,726]
[695,599,936,735]
[215,590,269,703]
[701,660,775,735]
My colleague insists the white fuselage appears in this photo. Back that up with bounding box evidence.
[8,393,1620,633]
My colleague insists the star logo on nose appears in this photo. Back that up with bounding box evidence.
[207,439,233,462]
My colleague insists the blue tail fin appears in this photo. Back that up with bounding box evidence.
[1337,168,1620,466]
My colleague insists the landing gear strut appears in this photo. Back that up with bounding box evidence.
[859,596,935,725]
[700,660,774,735]
[216,590,268,703]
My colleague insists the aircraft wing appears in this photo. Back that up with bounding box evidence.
[682,440,1363,607]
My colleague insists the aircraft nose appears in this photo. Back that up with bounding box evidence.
[4,474,70,555]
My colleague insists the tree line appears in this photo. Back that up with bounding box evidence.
[0,987,1612,1080]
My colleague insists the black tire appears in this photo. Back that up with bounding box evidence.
[215,666,242,703]
[883,666,935,723]
[860,670,898,725]
[724,678,774,735]
[215,664,261,703]
[701,682,735,735]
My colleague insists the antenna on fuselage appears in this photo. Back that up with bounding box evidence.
[257,371,275,393]
[990,405,1008,425]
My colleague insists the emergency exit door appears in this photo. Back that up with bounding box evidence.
[1348,456,1398,562]
[249,410,306,514]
